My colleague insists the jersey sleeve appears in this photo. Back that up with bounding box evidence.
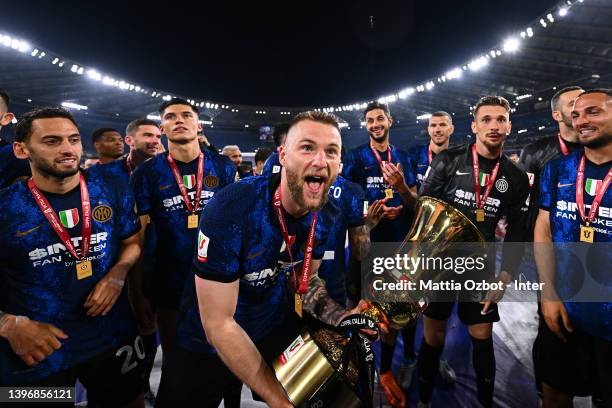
[346,182,366,227]
[399,151,417,188]
[192,184,249,282]
[539,161,555,211]
[114,179,142,239]
[419,151,450,199]
[262,152,280,177]
[341,149,357,182]
[130,164,152,216]
[500,168,530,276]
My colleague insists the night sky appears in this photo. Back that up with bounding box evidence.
[1,0,559,107]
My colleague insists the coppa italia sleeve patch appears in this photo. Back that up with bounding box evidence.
[197,230,210,263]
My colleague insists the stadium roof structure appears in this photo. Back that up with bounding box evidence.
[0,0,611,130]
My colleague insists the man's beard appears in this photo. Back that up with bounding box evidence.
[583,133,612,150]
[561,111,573,128]
[481,134,506,152]
[369,128,389,144]
[285,166,330,212]
[432,134,448,146]
[31,156,80,180]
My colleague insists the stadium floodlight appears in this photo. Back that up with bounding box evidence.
[540,19,547,27]
[417,113,432,120]
[31,49,39,56]
[547,13,554,23]
[503,37,520,53]
[559,7,568,16]
[58,61,65,67]
[520,32,526,38]
[526,27,534,37]
[51,57,59,64]
[468,56,488,71]
[446,68,462,80]
[425,81,435,90]
[61,102,88,111]
[416,85,425,92]
[71,64,79,73]
[147,114,161,121]
[518,129,528,134]
[77,67,84,75]
[398,88,415,99]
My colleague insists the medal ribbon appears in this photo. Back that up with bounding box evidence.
[28,174,91,261]
[471,144,501,210]
[167,152,204,214]
[576,154,612,226]
[273,187,317,294]
[369,144,392,171]
[557,133,569,156]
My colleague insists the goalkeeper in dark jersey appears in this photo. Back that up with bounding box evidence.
[418,96,529,407]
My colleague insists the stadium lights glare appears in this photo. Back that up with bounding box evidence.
[446,68,462,80]
[518,129,528,134]
[417,113,432,120]
[61,102,88,111]
[503,37,520,53]
[547,13,555,23]
[146,114,161,121]
[425,81,435,90]
[398,88,415,99]
[559,7,568,16]
[467,56,488,71]
[540,18,548,27]
[526,27,534,37]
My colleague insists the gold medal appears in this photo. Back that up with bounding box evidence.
[475,209,485,222]
[187,214,199,229]
[385,188,394,199]
[294,293,303,318]
[76,260,93,280]
[580,225,595,243]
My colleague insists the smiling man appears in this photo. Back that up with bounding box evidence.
[534,88,612,408]
[156,111,368,407]
[0,107,144,407]
[409,111,454,190]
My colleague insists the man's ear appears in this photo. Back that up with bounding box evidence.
[0,112,15,127]
[13,141,30,160]
[279,145,287,166]
[551,110,562,123]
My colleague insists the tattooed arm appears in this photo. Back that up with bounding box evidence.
[302,259,347,325]
[348,199,385,261]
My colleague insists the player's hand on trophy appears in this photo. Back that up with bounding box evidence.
[366,199,386,229]
[0,315,68,366]
[541,297,573,342]
[480,270,512,315]
[338,299,388,338]
[84,273,125,317]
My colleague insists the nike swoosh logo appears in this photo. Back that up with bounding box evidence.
[480,308,495,315]
[455,170,470,175]
[557,183,573,188]
[246,249,265,260]
[15,225,42,237]
[159,184,173,191]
